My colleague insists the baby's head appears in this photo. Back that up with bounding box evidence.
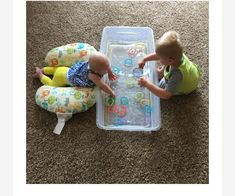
[88,52,110,75]
[156,31,183,66]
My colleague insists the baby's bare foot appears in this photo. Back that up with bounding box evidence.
[34,67,43,78]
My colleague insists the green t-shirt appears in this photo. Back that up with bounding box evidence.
[161,54,201,95]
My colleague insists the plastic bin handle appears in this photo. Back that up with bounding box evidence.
[116,32,137,35]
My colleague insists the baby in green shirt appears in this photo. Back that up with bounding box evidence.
[138,31,201,99]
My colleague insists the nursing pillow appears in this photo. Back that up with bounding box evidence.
[35,43,97,135]
[44,42,97,67]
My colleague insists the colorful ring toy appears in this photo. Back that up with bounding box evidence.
[134,92,145,102]
[120,96,129,106]
[144,105,152,113]
[132,68,143,78]
[105,97,115,106]
[125,77,136,88]
[112,67,121,75]
[113,117,127,126]
[140,99,150,107]
[116,105,127,117]
[128,48,138,58]
[107,105,119,113]
[134,43,146,52]
[124,58,133,67]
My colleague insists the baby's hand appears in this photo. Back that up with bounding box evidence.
[108,72,118,81]
[138,77,151,88]
[157,65,164,72]
[110,91,116,98]
[138,59,146,69]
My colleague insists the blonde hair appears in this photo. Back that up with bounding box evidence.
[156,31,183,60]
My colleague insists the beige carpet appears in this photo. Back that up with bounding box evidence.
[26,1,208,183]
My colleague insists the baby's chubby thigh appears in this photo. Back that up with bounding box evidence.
[53,66,70,86]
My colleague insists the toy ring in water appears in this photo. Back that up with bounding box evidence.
[116,105,127,117]
[134,43,146,52]
[144,105,152,113]
[128,48,138,57]
[120,96,129,106]
[125,77,136,88]
[140,99,150,107]
[105,97,115,106]
[113,117,127,126]
[132,68,143,78]
[107,105,118,113]
[112,67,121,75]
[124,58,133,67]
[135,92,145,102]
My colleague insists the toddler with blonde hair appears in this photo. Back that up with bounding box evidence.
[138,31,201,99]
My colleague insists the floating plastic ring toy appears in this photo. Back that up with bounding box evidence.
[112,67,121,75]
[125,77,136,88]
[105,97,115,106]
[135,92,145,102]
[144,105,152,113]
[116,105,127,117]
[132,68,143,78]
[107,105,119,113]
[120,96,129,106]
[134,43,146,52]
[113,117,127,126]
[124,58,133,67]
[140,99,150,107]
[128,48,138,58]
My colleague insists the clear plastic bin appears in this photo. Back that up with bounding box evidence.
[96,26,161,131]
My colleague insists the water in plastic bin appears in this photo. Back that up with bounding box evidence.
[97,26,161,131]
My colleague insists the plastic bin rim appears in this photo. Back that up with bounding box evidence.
[103,26,153,31]
[96,120,161,132]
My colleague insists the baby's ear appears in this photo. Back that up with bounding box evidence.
[169,57,177,62]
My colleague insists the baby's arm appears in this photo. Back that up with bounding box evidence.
[138,77,172,99]
[157,64,165,80]
[139,53,160,69]
[107,66,118,81]
[88,73,115,97]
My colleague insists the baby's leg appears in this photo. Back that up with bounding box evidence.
[40,74,54,86]
[35,66,56,86]
[36,66,69,87]
[34,66,57,78]
[43,67,57,75]
[50,67,69,87]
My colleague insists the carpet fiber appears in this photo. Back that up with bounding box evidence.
[27,1,208,184]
